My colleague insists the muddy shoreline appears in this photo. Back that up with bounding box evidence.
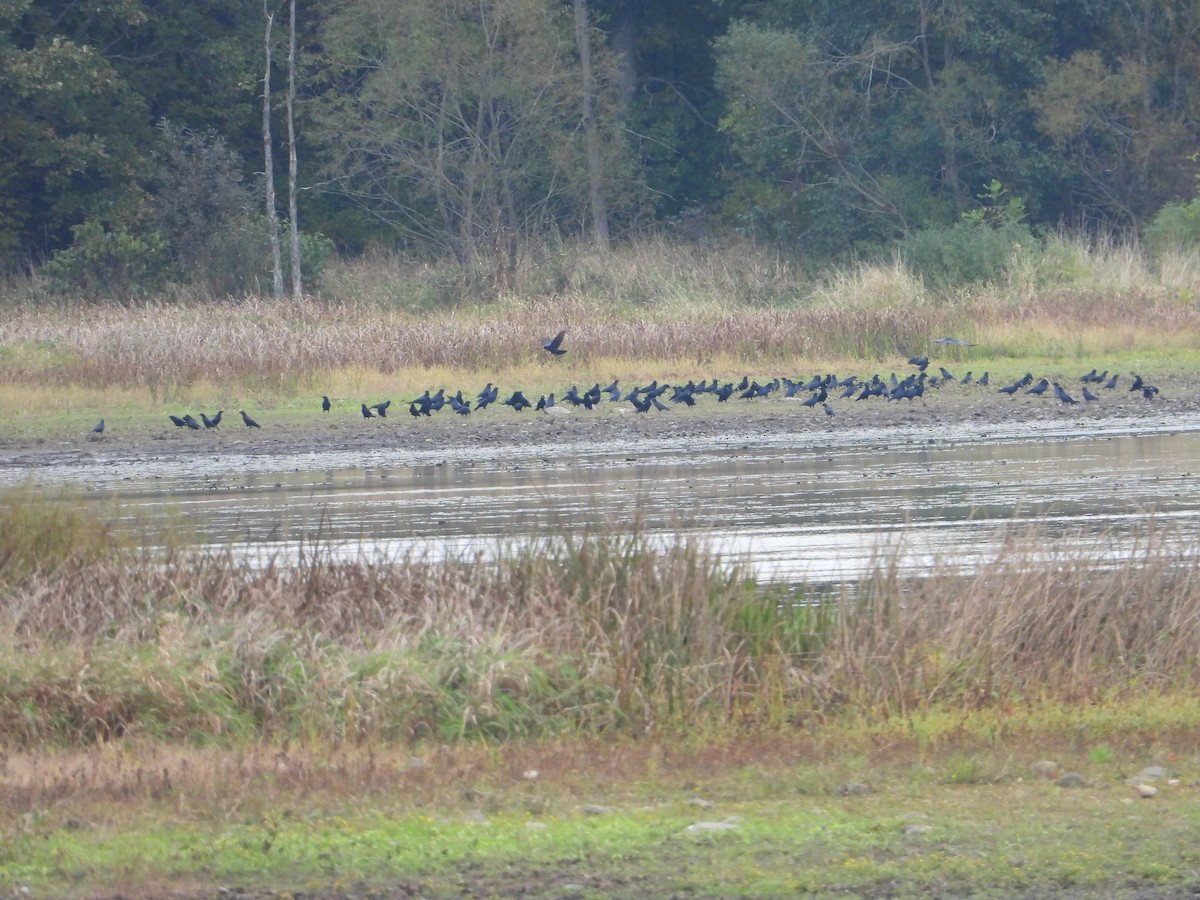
[3,375,1198,480]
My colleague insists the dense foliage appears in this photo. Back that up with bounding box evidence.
[1,0,1198,292]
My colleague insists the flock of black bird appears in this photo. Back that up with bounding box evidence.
[89,332,1160,434]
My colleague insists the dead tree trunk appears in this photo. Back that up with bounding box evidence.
[263,0,284,297]
[286,0,302,298]
[573,0,610,249]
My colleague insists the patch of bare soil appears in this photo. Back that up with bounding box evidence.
[4,375,1199,476]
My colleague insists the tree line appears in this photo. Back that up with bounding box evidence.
[2,0,1198,297]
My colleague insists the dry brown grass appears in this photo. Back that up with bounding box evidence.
[3,236,1199,396]
[2,513,1200,752]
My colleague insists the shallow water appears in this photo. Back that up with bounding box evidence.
[10,414,1200,581]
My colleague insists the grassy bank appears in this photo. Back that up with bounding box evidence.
[2,489,1200,895]
[2,486,1199,749]
[1,235,1199,428]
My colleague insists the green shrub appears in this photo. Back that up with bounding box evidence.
[1144,198,1200,252]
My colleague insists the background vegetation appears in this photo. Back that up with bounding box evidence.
[2,0,1199,302]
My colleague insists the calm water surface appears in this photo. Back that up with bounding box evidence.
[9,414,1200,581]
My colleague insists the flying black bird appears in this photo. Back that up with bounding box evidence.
[240,410,261,428]
[91,419,105,434]
[542,329,567,356]
[322,395,331,412]
[361,403,376,419]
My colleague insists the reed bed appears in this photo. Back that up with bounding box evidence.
[1,236,1198,392]
[3,499,1200,750]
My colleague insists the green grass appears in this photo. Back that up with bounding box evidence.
[3,720,1199,897]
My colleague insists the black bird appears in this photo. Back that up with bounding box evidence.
[1053,383,1078,405]
[801,388,827,407]
[410,390,433,416]
[476,383,498,410]
[602,379,620,401]
[1103,373,1119,389]
[201,412,215,428]
[240,410,261,428]
[536,393,556,411]
[370,400,391,417]
[91,419,105,434]
[201,411,223,429]
[735,375,749,391]
[822,402,835,417]
[1026,378,1050,396]
[651,397,670,411]
[1129,374,1144,392]
[713,383,735,402]
[961,371,973,385]
[322,395,331,412]
[977,372,990,386]
[631,394,653,413]
[448,393,471,415]
[1082,387,1099,402]
[1142,385,1160,399]
[409,402,421,418]
[1080,369,1098,383]
[169,414,186,427]
[182,414,202,430]
[503,391,532,411]
[361,403,376,419]
[542,329,567,357]
[428,389,446,412]
[938,367,955,382]
[997,382,1021,396]
[908,356,930,371]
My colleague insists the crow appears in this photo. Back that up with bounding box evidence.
[908,356,929,371]
[542,329,567,356]
[1053,383,1078,405]
[361,403,376,419]
[322,395,331,412]
[240,410,261,428]
[1103,373,1119,389]
[370,400,391,417]
[977,372,990,386]
[169,415,186,427]
[1082,387,1099,402]
[92,419,105,434]
[182,414,202,430]
[1026,378,1050,395]
[503,391,532,411]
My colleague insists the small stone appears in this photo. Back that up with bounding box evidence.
[580,804,614,816]
[685,821,739,833]
[1138,766,1164,781]
[839,782,871,796]
[903,824,934,835]
[1136,784,1158,798]
[1031,760,1059,778]
[687,797,715,810]
[1056,772,1087,788]
[522,769,540,781]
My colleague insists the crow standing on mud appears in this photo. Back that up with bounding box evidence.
[240,410,261,428]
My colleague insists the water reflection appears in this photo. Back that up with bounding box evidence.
[12,418,1200,582]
